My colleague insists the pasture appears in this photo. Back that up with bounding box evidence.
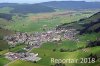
[7,42,100,66]
[5,11,93,32]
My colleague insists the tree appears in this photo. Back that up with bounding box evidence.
[53,49,56,52]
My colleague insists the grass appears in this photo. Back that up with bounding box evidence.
[0,28,15,51]
[8,60,44,66]
[36,44,100,66]
[9,44,26,52]
[5,12,93,32]
[0,44,26,55]
[0,56,10,66]
[29,39,99,66]
[0,29,14,36]
[38,40,78,50]
[79,33,100,42]
[0,7,13,13]
[7,42,100,66]
[0,44,27,66]
[0,18,10,26]
[0,49,9,55]
[0,40,9,50]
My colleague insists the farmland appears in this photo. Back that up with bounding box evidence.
[5,11,94,32]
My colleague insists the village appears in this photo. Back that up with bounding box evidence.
[4,28,78,62]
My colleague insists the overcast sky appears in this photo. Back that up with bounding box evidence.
[0,0,99,3]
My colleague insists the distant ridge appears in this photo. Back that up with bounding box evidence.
[0,1,100,14]
[0,3,55,14]
[40,1,100,10]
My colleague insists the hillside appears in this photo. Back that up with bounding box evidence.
[5,11,93,32]
[0,3,55,14]
[41,1,100,10]
[0,28,15,50]
[0,1,100,14]
[56,12,100,34]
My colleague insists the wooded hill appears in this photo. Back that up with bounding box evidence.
[56,12,100,34]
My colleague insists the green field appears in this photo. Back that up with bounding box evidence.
[5,12,93,32]
[0,56,10,66]
[8,43,100,66]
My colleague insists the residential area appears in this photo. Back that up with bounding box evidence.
[4,29,78,47]
[4,29,78,62]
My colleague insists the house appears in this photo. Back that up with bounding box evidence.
[5,52,41,62]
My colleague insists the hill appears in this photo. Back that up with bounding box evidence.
[56,12,100,34]
[0,3,55,14]
[0,1,100,14]
[40,1,100,10]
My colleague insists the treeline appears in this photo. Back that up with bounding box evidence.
[79,19,100,35]
[0,13,13,20]
[41,1,100,10]
[87,41,100,47]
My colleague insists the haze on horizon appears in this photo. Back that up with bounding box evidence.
[0,0,99,4]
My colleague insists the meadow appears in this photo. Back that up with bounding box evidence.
[0,56,10,66]
[5,11,93,32]
[8,42,100,66]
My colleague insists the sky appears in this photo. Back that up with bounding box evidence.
[0,0,99,4]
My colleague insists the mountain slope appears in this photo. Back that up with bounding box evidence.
[0,1,100,14]
[0,3,55,14]
[56,12,100,34]
[41,1,100,10]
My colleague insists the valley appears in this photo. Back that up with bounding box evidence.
[0,1,100,66]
